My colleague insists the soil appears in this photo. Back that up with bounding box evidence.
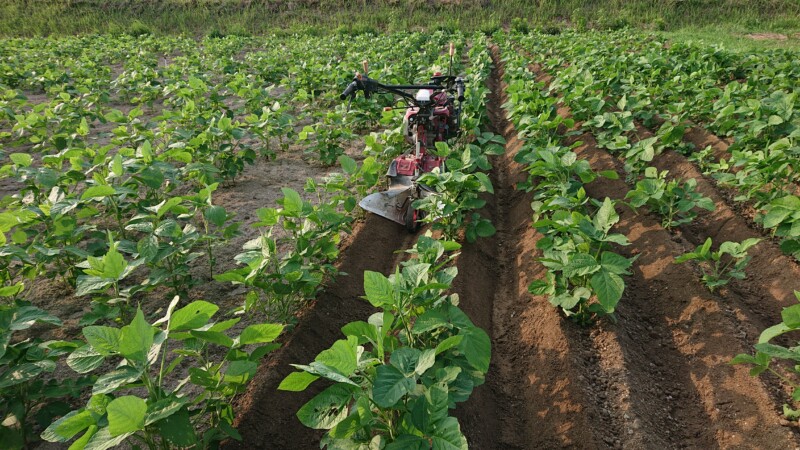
[745,33,789,41]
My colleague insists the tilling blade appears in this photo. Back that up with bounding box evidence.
[359,185,413,225]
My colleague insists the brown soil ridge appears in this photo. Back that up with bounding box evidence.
[224,215,418,449]
[523,48,800,447]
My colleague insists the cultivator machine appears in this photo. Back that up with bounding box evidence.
[340,44,465,232]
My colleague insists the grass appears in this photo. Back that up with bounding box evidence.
[0,0,799,50]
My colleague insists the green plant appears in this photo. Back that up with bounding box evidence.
[298,111,356,166]
[0,302,88,449]
[625,167,715,229]
[184,183,240,279]
[414,145,496,243]
[279,235,490,448]
[128,20,152,37]
[75,237,142,324]
[529,198,636,324]
[42,298,283,449]
[216,188,351,322]
[674,237,761,292]
[732,291,800,419]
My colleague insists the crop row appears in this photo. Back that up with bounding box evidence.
[495,40,635,325]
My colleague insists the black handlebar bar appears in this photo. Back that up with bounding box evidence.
[340,74,466,106]
[340,80,358,100]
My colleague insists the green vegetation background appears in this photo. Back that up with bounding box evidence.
[1,0,799,49]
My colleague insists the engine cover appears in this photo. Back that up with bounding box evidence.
[394,155,417,176]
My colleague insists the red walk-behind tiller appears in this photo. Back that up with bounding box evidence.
[340,43,465,232]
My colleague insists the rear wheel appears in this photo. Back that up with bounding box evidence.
[404,205,423,233]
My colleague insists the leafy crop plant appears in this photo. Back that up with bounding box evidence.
[674,237,761,292]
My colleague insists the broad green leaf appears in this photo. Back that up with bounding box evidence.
[363,271,393,307]
[386,435,429,450]
[600,252,633,275]
[81,185,115,200]
[0,283,24,298]
[415,349,436,375]
[144,398,186,426]
[281,188,303,214]
[74,276,112,297]
[0,361,51,388]
[100,245,127,279]
[41,410,94,442]
[458,328,491,373]
[591,269,625,313]
[297,384,353,429]
[278,371,320,392]
[170,301,218,331]
[83,326,121,356]
[190,330,233,348]
[83,426,131,450]
[118,309,154,362]
[10,153,32,167]
[111,154,123,177]
[341,320,378,344]
[435,335,463,355]
[372,365,415,408]
[593,197,618,232]
[473,172,494,194]
[474,219,496,238]
[10,305,61,330]
[430,416,468,450]
[239,323,284,345]
[156,197,182,218]
[205,205,227,227]
[224,360,258,384]
[316,337,358,376]
[758,323,792,344]
[763,208,793,229]
[67,345,105,373]
[92,366,142,395]
[755,343,800,361]
[154,408,195,447]
[412,310,450,334]
[390,347,422,375]
[782,304,800,329]
[563,253,601,278]
[338,155,357,174]
[106,396,146,436]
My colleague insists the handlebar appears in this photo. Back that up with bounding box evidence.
[340,80,358,100]
[340,73,466,106]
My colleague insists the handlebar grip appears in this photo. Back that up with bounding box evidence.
[457,81,465,102]
[340,81,358,100]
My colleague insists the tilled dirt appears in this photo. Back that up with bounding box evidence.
[221,44,800,449]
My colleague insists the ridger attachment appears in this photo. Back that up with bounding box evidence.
[340,46,465,232]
